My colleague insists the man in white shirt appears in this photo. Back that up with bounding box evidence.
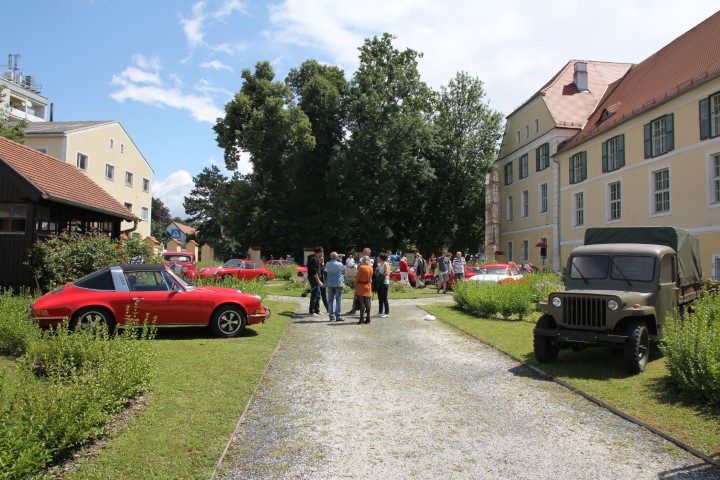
[345,254,356,269]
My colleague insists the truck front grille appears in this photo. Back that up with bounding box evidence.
[562,296,607,328]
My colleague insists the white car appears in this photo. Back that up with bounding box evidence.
[467,264,523,283]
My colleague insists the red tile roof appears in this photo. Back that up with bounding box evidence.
[172,221,197,236]
[562,10,720,150]
[0,136,136,220]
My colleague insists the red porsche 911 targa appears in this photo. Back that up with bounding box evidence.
[30,264,271,338]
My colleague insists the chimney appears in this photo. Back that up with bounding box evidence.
[574,62,589,92]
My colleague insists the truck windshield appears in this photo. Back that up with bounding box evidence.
[610,255,655,282]
[569,255,609,279]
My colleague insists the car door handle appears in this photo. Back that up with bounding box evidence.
[132,297,145,302]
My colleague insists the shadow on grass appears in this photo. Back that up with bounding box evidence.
[658,463,720,478]
[153,327,260,340]
[649,377,720,434]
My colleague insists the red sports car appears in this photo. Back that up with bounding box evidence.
[162,251,199,281]
[467,263,524,284]
[199,259,276,282]
[30,264,271,338]
[264,259,308,276]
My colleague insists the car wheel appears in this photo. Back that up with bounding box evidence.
[623,321,649,374]
[222,273,233,281]
[71,307,116,335]
[258,274,268,282]
[210,305,246,338]
[533,314,559,363]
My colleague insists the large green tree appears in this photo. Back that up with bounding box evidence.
[183,165,230,246]
[150,196,172,242]
[426,71,503,254]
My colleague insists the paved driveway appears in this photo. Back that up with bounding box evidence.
[215,297,719,479]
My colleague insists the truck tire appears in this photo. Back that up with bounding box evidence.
[534,315,559,363]
[623,321,649,374]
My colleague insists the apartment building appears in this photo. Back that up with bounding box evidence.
[23,121,153,237]
[556,10,720,278]
[0,54,48,123]
[489,60,631,270]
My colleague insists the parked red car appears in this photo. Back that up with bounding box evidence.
[199,259,276,282]
[30,264,271,338]
[264,259,308,276]
[162,251,198,281]
[467,263,524,284]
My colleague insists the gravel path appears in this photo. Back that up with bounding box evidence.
[214,295,719,479]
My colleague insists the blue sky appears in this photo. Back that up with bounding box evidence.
[4,1,719,217]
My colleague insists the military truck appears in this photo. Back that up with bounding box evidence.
[534,226,702,374]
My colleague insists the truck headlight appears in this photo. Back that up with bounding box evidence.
[608,299,619,311]
[552,297,562,307]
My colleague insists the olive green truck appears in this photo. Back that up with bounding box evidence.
[534,226,703,374]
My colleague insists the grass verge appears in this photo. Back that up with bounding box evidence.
[56,300,296,480]
[424,303,720,461]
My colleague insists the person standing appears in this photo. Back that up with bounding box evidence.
[453,251,466,283]
[345,254,356,270]
[354,256,373,324]
[347,247,372,315]
[376,252,391,317]
[398,257,409,284]
[318,251,329,314]
[414,253,425,288]
[325,252,346,322]
[437,250,451,294]
[306,247,324,316]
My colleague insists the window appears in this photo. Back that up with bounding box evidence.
[110,138,114,149]
[525,125,529,139]
[608,181,622,221]
[713,255,720,281]
[120,143,125,154]
[506,241,513,262]
[124,202,133,212]
[712,154,720,204]
[34,147,48,154]
[699,91,720,140]
[142,178,150,193]
[504,162,513,185]
[602,135,625,172]
[105,164,115,181]
[652,168,670,214]
[535,143,549,171]
[141,207,149,221]
[521,190,529,218]
[569,152,587,184]
[125,171,134,187]
[0,204,26,233]
[515,131,520,144]
[539,183,548,214]
[519,154,528,179]
[76,153,88,171]
[506,196,514,221]
[521,239,529,261]
[644,114,674,158]
[534,119,539,133]
[574,192,584,227]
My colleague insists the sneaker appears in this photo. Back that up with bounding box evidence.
[364,318,371,324]
[336,317,344,322]
[312,313,321,317]
[381,313,389,318]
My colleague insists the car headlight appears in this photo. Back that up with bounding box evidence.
[608,299,619,311]
[551,297,562,307]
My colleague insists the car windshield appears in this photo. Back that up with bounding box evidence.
[481,267,509,275]
[164,254,193,262]
[569,255,609,279]
[165,268,194,291]
[610,255,655,282]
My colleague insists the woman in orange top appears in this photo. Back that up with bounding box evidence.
[354,256,373,324]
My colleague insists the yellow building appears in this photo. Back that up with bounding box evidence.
[489,60,631,270]
[556,10,720,279]
[23,121,153,238]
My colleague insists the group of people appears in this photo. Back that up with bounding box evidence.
[306,247,391,324]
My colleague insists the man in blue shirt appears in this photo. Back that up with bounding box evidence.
[325,251,346,321]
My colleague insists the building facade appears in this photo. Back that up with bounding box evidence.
[23,121,153,237]
[0,54,48,123]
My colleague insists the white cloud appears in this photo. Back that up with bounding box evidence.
[111,67,163,86]
[180,0,247,51]
[201,59,234,72]
[152,170,195,219]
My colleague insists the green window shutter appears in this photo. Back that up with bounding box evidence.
[644,123,652,158]
[581,152,587,181]
[535,147,540,171]
[602,141,608,172]
[700,98,710,140]
[665,114,674,152]
[618,135,625,168]
[569,157,576,184]
[544,144,550,168]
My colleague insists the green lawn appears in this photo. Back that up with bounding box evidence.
[425,303,720,460]
[56,300,296,480]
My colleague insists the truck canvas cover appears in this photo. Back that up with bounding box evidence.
[584,226,702,288]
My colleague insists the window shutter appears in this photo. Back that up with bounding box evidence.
[644,123,652,158]
[569,157,575,184]
[544,144,550,168]
[535,147,540,171]
[700,98,710,140]
[618,135,625,168]
[602,141,608,172]
[581,152,587,181]
[665,114,674,152]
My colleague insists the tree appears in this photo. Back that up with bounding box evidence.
[150,197,172,243]
[335,33,435,251]
[426,71,503,254]
[183,165,230,246]
[214,62,315,254]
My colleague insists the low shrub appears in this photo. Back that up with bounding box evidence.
[389,281,413,293]
[266,266,295,281]
[195,276,268,299]
[661,294,720,405]
[0,290,39,356]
